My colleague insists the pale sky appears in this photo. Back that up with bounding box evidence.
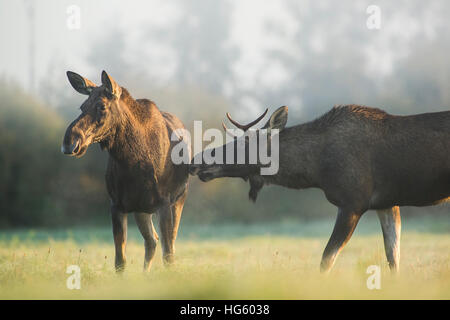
[0,0,447,113]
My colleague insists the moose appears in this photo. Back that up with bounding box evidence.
[62,70,189,272]
[190,105,450,273]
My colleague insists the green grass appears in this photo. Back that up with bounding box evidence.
[0,215,448,299]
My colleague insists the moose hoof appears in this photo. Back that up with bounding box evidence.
[319,260,333,274]
[115,261,126,273]
[163,254,175,266]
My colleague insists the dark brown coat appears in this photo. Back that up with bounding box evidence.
[190,105,450,273]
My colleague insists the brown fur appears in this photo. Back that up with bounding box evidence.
[62,71,189,271]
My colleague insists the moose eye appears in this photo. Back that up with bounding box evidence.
[96,102,106,111]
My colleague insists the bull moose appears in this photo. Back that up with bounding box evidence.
[190,105,450,273]
[62,70,189,272]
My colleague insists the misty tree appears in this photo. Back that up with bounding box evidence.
[145,0,238,96]
[261,0,450,122]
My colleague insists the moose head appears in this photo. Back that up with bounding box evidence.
[189,106,288,201]
[61,70,122,157]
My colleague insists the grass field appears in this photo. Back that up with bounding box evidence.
[0,215,449,299]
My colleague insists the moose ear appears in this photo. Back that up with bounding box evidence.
[266,106,288,130]
[101,70,122,99]
[66,71,96,95]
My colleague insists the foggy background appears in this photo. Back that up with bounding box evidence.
[0,0,448,228]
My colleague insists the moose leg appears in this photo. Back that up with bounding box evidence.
[158,192,186,265]
[377,206,401,272]
[134,212,159,272]
[171,191,186,244]
[320,208,362,273]
[111,205,128,272]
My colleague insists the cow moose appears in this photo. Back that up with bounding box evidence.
[190,105,450,273]
[62,71,189,272]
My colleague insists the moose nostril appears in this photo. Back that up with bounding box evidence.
[62,140,80,155]
[72,141,80,154]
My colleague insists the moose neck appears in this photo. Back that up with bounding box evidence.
[104,91,167,168]
[262,123,323,190]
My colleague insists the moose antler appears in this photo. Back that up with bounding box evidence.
[225,108,268,131]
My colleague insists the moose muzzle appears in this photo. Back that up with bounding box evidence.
[61,120,87,157]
